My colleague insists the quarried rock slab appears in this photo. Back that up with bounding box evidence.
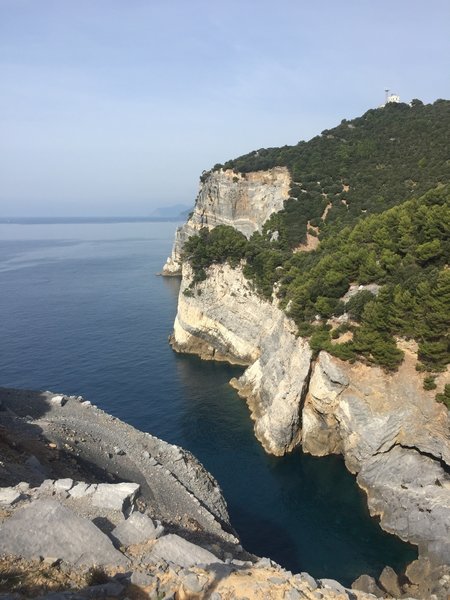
[91,482,139,512]
[0,499,127,566]
[148,533,221,568]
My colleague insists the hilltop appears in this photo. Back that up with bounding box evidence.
[182,100,450,376]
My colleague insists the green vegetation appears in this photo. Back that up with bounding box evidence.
[423,376,437,390]
[183,101,450,375]
[436,384,450,408]
[214,100,450,248]
[184,226,248,284]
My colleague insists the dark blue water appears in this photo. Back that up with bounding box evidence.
[0,221,416,584]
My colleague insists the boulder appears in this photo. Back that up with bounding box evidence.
[405,557,431,585]
[378,566,402,597]
[352,574,384,597]
[110,511,163,546]
[148,534,221,568]
[0,487,21,506]
[50,395,67,407]
[91,482,139,512]
[319,579,348,595]
[0,499,127,566]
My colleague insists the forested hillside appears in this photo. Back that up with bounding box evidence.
[213,99,450,247]
[183,100,450,400]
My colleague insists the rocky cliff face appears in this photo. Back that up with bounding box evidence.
[171,263,312,455]
[161,167,290,275]
[171,263,450,568]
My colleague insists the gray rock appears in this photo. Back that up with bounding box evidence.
[255,557,274,568]
[15,482,30,493]
[69,482,95,498]
[319,578,348,594]
[42,556,61,566]
[91,482,140,512]
[378,565,402,597]
[130,571,154,587]
[284,590,301,600]
[210,593,222,600]
[0,499,128,566]
[405,557,431,585]
[50,395,67,407]
[180,572,204,593]
[38,479,55,492]
[268,576,286,585]
[54,478,74,492]
[25,454,48,475]
[427,540,450,566]
[231,559,252,567]
[352,574,384,597]
[148,533,221,568]
[0,487,21,506]
[82,582,124,598]
[297,572,318,590]
[110,511,162,546]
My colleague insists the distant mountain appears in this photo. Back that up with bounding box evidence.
[150,204,192,218]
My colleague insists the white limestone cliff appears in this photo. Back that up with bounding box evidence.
[162,167,290,275]
[170,263,450,566]
[171,263,312,454]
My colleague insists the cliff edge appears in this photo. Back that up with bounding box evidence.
[171,263,450,570]
[161,166,290,275]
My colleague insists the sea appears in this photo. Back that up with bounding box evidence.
[0,218,416,585]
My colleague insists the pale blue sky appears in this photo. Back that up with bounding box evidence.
[1,0,449,216]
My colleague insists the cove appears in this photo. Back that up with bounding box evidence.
[0,220,416,585]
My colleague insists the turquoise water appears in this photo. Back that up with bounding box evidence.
[0,220,416,584]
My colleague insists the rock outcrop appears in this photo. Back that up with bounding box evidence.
[171,263,313,455]
[170,262,450,569]
[0,388,388,600]
[161,167,290,275]
[0,387,234,544]
[304,352,450,566]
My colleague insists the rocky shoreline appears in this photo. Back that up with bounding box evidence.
[0,386,408,600]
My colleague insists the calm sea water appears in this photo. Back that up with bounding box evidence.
[0,220,416,584]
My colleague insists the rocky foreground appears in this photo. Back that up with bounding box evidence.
[0,387,449,599]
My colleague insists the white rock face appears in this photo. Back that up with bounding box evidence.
[303,351,450,565]
[171,263,450,564]
[162,167,290,275]
[172,263,313,455]
[165,163,450,565]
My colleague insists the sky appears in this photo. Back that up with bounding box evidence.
[1,0,449,217]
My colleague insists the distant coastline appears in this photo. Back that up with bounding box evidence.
[0,216,185,225]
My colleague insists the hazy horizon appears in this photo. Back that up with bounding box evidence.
[1,0,449,217]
